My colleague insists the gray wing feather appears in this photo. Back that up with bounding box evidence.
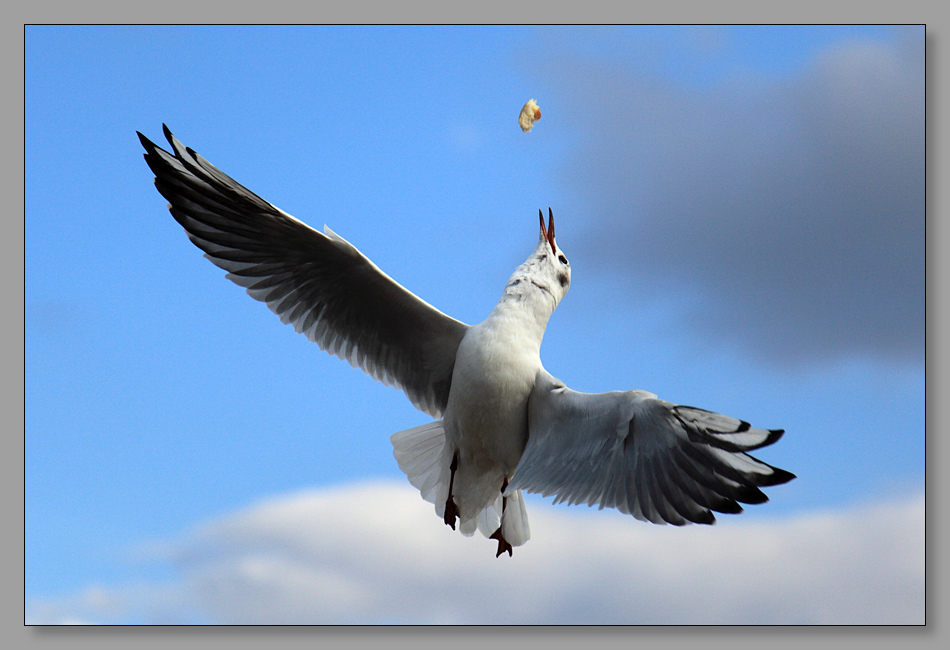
[509,371,795,525]
[139,125,468,419]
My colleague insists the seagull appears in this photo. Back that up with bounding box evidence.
[139,125,795,558]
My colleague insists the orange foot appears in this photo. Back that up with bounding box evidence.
[490,527,513,558]
[444,497,459,530]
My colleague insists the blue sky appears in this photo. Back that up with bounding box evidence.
[25,25,924,624]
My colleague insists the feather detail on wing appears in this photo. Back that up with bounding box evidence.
[139,125,468,418]
[508,370,795,525]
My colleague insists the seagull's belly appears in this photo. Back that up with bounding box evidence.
[449,373,530,473]
[446,327,539,474]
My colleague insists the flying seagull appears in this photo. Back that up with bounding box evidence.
[139,125,795,558]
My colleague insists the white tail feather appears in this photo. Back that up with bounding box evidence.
[391,422,531,546]
[501,489,531,546]
[476,498,501,538]
[391,422,447,506]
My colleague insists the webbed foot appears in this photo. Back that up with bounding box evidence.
[444,451,460,530]
[490,527,513,558]
[443,497,459,530]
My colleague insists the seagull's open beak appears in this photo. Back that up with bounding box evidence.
[539,208,557,254]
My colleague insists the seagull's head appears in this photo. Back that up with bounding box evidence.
[503,208,572,310]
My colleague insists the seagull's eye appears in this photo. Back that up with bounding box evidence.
[558,254,569,265]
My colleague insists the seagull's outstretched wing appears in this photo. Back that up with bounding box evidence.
[139,125,468,419]
[509,370,795,524]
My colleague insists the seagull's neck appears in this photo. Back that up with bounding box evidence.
[483,264,557,348]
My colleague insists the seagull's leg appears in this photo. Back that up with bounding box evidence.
[489,477,513,558]
[443,451,460,530]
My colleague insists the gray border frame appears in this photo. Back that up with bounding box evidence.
[14,2,943,647]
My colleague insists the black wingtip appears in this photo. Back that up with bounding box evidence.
[710,500,744,516]
[162,123,173,141]
[692,510,717,525]
[137,130,153,150]
[759,428,786,449]
[768,467,797,485]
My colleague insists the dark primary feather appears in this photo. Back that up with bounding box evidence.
[139,125,468,419]
[510,371,795,525]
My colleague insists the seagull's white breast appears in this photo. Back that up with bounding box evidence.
[444,297,547,486]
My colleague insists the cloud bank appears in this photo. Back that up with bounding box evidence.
[27,481,924,625]
[546,29,923,365]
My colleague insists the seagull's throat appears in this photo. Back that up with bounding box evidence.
[530,280,556,302]
[489,279,557,347]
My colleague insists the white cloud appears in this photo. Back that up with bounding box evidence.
[26,481,924,625]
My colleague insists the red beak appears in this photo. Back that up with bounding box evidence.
[539,208,557,253]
